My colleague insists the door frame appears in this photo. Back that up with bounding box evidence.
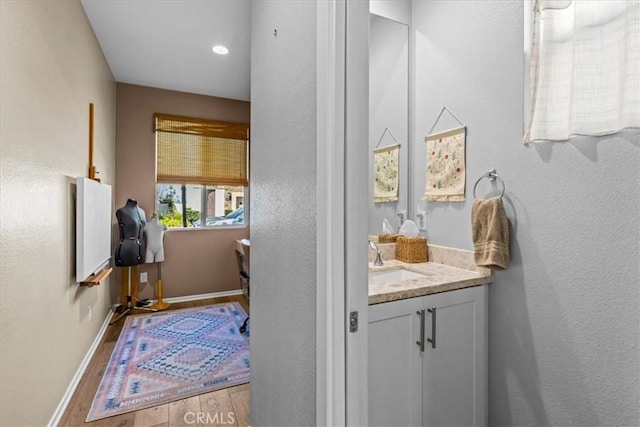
[316,0,369,425]
[316,0,346,425]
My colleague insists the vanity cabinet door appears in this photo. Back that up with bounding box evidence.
[368,297,424,427]
[422,285,487,427]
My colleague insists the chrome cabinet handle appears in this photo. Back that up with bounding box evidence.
[427,306,436,349]
[416,309,425,352]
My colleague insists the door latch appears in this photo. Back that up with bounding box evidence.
[349,311,358,333]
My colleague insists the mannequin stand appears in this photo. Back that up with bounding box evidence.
[110,266,156,325]
[149,263,170,311]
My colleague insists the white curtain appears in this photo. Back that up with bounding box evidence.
[524,0,640,143]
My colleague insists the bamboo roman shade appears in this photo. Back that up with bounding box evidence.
[154,114,249,185]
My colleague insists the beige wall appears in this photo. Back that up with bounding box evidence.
[0,1,116,426]
[115,83,250,299]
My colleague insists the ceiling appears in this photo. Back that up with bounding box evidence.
[81,0,251,101]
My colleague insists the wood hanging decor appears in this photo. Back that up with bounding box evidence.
[79,102,112,287]
[88,103,100,182]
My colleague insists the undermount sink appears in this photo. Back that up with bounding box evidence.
[369,268,428,286]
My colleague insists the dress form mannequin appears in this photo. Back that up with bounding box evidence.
[144,213,170,310]
[110,199,155,325]
[144,214,168,263]
[115,199,146,266]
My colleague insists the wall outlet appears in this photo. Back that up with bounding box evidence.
[416,206,427,231]
[87,304,92,322]
[140,272,148,283]
[397,210,407,227]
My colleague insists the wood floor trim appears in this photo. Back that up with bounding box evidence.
[47,305,116,427]
[157,289,243,304]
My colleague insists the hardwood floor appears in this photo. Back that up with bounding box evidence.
[58,295,250,427]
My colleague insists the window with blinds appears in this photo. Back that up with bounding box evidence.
[154,113,249,185]
[153,114,249,228]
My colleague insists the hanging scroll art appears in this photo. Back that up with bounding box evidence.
[373,143,400,203]
[373,127,401,203]
[424,126,466,202]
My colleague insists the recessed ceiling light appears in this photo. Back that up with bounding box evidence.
[212,45,229,55]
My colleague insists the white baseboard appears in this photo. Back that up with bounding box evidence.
[47,305,116,427]
[153,289,244,304]
[46,289,243,426]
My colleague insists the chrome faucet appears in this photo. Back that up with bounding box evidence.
[368,240,384,266]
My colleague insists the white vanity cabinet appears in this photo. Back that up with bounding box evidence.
[368,285,487,427]
[369,295,424,427]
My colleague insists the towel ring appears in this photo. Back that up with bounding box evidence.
[473,169,505,199]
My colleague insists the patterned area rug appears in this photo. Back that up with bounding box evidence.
[86,302,250,421]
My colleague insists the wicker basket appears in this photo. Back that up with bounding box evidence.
[378,233,401,243]
[396,236,428,263]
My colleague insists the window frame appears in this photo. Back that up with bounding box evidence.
[154,183,248,230]
[153,113,250,230]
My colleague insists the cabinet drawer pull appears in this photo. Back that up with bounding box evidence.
[427,306,436,349]
[416,309,425,352]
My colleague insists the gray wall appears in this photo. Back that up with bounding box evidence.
[412,1,639,426]
[250,1,317,425]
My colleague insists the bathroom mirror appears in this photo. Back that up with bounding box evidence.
[368,12,409,237]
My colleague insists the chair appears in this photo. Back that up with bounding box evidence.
[234,240,250,334]
[234,239,250,299]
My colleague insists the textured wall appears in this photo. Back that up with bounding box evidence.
[250,1,317,425]
[0,1,116,425]
[412,1,639,426]
[115,83,250,299]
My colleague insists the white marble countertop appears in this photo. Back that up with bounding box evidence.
[368,258,492,305]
